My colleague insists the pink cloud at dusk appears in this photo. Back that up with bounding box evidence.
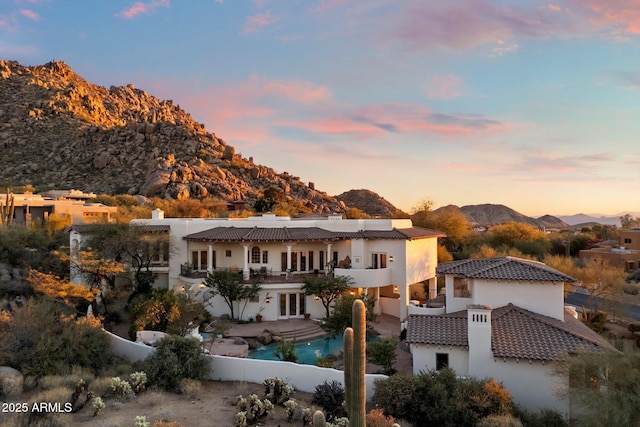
[242,11,280,34]
[19,9,40,21]
[582,0,640,35]
[278,104,507,137]
[117,0,169,20]
[547,4,562,12]
[426,75,464,99]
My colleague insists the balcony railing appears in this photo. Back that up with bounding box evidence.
[334,267,391,288]
[179,263,324,284]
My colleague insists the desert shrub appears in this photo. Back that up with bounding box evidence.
[511,406,568,427]
[314,356,334,368]
[312,380,347,421]
[366,408,398,427]
[0,300,114,378]
[374,369,513,427]
[367,337,398,375]
[235,393,274,424]
[583,310,608,333]
[88,376,113,397]
[623,283,640,295]
[372,375,417,421]
[140,335,208,391]
[179,378,201,399]
[477,414,523,427]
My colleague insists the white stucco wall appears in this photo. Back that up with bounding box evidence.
[472,279,565,320]
[409,344,469,376]
[480,358,569,417]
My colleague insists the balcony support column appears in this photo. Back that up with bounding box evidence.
[207,244,214,274]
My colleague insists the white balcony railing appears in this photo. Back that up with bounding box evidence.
[334,267,391,288]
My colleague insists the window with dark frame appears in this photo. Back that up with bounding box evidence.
[262,250,268,263]
[436,353,449,370]
[226,249,232,257]
[251,246,260,263]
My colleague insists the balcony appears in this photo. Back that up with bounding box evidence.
[334,267,391,288]
[179,263,323,284]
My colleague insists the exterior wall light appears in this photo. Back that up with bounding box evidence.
[393,285,399,293]
[389,256,394,262]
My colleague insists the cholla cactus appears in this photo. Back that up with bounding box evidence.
[110,377,133,398]
[301,407,313,425]
[284,398,298,421]
[236,395,248,411]
[134,415,150,427]
[328,417,350,427]
[91,397,105,417]
[235,411,248,427]
[263,377,295,404]
[129,371,147,394]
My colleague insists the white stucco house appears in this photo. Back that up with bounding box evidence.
[72,210,444,321]
[406,257,614,418]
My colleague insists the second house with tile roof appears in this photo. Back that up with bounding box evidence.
[406,257,614,417]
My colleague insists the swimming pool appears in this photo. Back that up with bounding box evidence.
[248,335,375,365]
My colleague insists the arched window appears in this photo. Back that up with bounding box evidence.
[251,246,261,264]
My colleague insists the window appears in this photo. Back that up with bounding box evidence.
[371,253,387,269]
[453,277,471,298]
[262,250,268,263]
[251,246,261,263]
[301,251,307,271]
[309,251,314,271]
[436,353,449,370]
[624,238,632,244]
[191,250,208,271]
[319,250,325,270]
[226,250,232,257]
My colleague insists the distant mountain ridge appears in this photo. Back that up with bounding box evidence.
[434,204,569,229]
[555,214,628,227]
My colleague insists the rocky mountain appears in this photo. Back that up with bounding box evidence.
[536,214,569,229]
[0,60,345,213]
[456,204,540,227]
[556,213,622,227]
[436,204,567,229]
[335,189,404,217]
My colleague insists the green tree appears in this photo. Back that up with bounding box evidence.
[204,270,258,319]
[367,337,398,375]
[620,214,640,229]
[302,275,354,318]
[556,351,639,427]
[321,294,375,339]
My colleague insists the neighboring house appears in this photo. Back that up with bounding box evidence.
[118,209,444,321]
[406,257,614,417]
[0,190,116,225]
[579,228,640,272]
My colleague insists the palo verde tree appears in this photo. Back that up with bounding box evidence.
[204,270,261,320]
[301,274,354,318]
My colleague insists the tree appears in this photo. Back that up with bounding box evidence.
[367,337,398,375]
[556,351,640,427]
[321,294,375,339]
[301,275,354,318]
[254,186,286,212]
[26,269,98,311]
[204,270,260,319]
[573,258,627,311]
[620,214,640,229]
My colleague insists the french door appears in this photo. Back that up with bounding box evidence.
[278,292,306,319]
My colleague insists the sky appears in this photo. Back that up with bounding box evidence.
[1,0,639,217]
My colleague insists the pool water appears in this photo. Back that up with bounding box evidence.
[248,335,375,365]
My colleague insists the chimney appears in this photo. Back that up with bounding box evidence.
[151,208,164,220]
[467,304,492,377]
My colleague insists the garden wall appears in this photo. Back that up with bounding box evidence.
[104,330,386,402]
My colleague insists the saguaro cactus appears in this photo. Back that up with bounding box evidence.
[344,298,366,427]
[312,410,327,427]
[0,189,15,226]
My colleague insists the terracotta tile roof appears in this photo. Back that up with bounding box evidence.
[184,227,336,242]
[406,312,468,347]
[184,226,444,242]
[436,257,576,283]
[406,304,613,361]
[70,224,170,233]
